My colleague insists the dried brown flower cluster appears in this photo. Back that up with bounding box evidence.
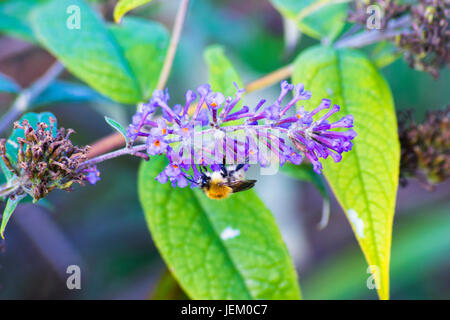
[0,119,96,201]
[399,106,450,190]
[349,0,408,29]
[397,0,450,78]
[348,0,449,78]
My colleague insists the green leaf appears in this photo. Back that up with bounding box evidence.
[1,196,23,239]
[292,46,400,300]
[138,156,301,299]
[0,73,20,94]
[31,0,141,104]
[371,42,402,69]
[104,116,129,145]
[204,45,243,98]
[204,45,244,126]
[0,0,46,42]
[109,17,168,100]
[270,0,349,41]
[113,0,153,23]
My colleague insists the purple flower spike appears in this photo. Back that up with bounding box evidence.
[127,81,356,188]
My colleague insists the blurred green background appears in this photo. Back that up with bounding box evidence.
[0,0,448,299]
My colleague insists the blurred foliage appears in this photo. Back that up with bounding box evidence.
[0,0,448,300]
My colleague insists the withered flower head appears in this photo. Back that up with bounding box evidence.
[0,118,100,202]
[349,0,408,30]
[348,0,449,78]
[397,0,450,78]
[399,106,450,190]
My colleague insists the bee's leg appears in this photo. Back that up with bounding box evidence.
[183,173,197,184]
[220,164,228,176]
[199,164,208,174]
[217,155,226,176]
[235,157,250,172]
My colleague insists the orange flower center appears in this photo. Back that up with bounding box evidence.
[162,128,167,135]
[154,140,160,147]
[211,102,217,107]
[182,127,189,133]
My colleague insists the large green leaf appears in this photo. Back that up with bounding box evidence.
[0,0,46,42]
[31,0,168,104]
[109,17,168,100]
[292,46,400,300]
[270,0,349,41]
[31,0,140,103]
[204,45,244,128]
[138,157,301,299]
[113,0,153,23]
[204,45,243,98]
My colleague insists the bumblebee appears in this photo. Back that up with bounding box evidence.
[199,164,256,200]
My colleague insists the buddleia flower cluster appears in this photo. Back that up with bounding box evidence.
[0,118,100,202]
[127,81,357,188]
[399,106,450,190]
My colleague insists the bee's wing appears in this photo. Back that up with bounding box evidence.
[228,179,256,193]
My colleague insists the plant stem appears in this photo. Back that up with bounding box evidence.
[0,61,64,135]
[0,183,19,198]
[156,0,190,91]
[245,64,294,93]
[87,131,128,158]
[81,144,148,168]
[334,15,411,48]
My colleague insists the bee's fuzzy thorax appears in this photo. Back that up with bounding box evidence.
[210,171,225,183]
[203,183,232,200]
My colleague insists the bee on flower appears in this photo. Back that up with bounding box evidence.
[127,81,357,199]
